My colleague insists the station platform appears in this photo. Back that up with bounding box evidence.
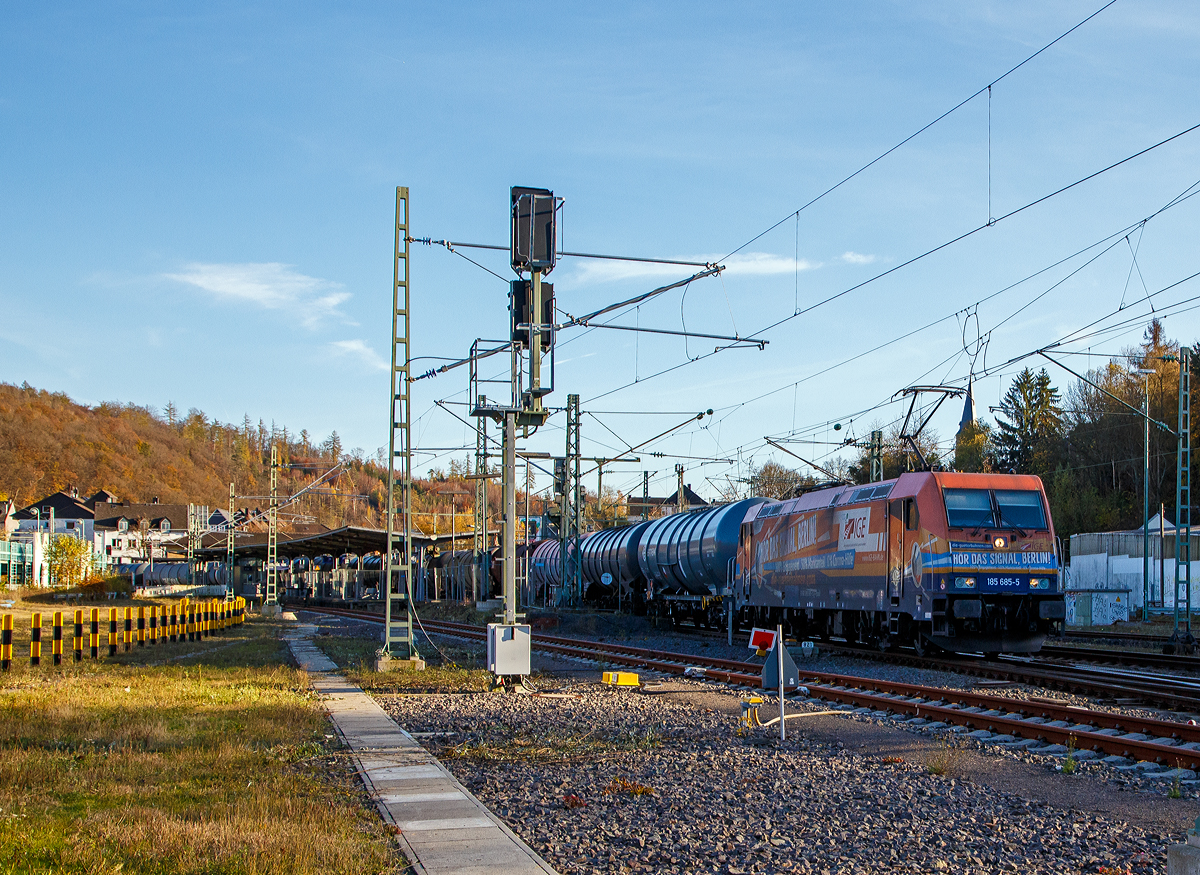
[285,625,559,875]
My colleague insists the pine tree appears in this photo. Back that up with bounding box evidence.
[993,368,1063,474]
[323,431,342,461]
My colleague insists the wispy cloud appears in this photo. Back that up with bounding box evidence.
[163,262,352,329]
[329,339,389,371]
[839,251,876,265]
[569,252,818,285]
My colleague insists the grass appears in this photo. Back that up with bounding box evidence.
[924,736,965,776]
[441,725,661,765]
[311,634,494,694]
[0,615,407,875]
[1062,735,1078,775]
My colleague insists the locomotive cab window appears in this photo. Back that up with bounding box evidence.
[994,490,1047,530]
[904,498,919,531]
[944,489,994,528]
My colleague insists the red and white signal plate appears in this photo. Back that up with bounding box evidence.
[748,627,777,652]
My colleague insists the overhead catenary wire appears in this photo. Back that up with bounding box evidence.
[579,126,1200,409]
[693,174,1200,443]
[718,0,1121,263]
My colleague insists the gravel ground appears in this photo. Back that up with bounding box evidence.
[376,677,1174,874]
[302,611,1197,872]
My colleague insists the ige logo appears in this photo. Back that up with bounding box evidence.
[837,507,872,550]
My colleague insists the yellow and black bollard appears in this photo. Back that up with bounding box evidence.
[137,606,146,647]
[30,613,42,667]
[75,609,84,662]
[108,607,118,657]
[1,614,12,671]
[123,607,132,652]
[149,605,158,644]
[188,604,195,642]
[89,608,100,660]
[53,611,63,666]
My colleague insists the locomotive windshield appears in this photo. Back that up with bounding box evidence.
[944,489,994,527]
[943,488,1047,530]
[994,489,1047,529]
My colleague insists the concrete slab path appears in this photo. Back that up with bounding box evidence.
[284,624,560,875]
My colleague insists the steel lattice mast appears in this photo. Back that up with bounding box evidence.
[265,447,278,607]
[383,186,417,660]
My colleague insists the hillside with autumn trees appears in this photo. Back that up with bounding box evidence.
[0,381,518,535]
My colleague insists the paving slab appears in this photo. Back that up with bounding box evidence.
[284,624,559,875]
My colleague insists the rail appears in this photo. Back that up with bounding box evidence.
[301,607,1200,770]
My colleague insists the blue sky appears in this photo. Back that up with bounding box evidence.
[3,2,1198,499]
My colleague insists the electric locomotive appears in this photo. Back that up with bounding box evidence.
[735,471,1064,654]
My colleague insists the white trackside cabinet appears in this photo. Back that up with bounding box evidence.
[487,623,531,675]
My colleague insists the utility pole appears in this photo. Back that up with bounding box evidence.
[676,464,686,515]
[643,470,650,522]
[1173,347,1195,653]
[226,483,235,599]
[524,459,532,605]
[561,393,582,606]
[1139,367,1153,621]
[473,406,488,603]
[380,186,418,667]
[186,504,195,588]
[265,446,279,612]
[870,430,883,482]
[596,464,604,528]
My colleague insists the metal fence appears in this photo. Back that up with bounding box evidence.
[1070,531,1200,560]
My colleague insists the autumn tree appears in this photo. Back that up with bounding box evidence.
[953,421,993,473]
[749,460,813,499]
[46,534,93,587]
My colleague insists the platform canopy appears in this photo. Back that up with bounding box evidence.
[196,525,446,560]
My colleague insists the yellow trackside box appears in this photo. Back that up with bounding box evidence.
[603,671,640,687]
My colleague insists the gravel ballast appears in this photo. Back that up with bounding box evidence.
[376,678,1172,874]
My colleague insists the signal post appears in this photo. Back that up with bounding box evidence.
[476,187,560,688]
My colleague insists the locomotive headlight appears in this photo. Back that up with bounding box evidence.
[993,536,1008,549]
[954,577,976,589]
[1029,578,1050,590]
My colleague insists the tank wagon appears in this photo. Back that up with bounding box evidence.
[530,471,1065,655]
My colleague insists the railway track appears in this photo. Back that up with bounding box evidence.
[1037,642,1200,670]
[793,640,1200,712]
[1065,628,1172,645]
[301,606,1200,771]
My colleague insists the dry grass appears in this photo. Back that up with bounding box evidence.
[441,726,660,765]
[0,617,407,875]
[312,634,494,694]
[924,736,966,776]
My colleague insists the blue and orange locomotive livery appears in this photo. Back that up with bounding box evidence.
[524,470,1065,655]
[736,471,1064,654]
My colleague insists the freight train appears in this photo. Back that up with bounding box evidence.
[529,471,1065,656]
